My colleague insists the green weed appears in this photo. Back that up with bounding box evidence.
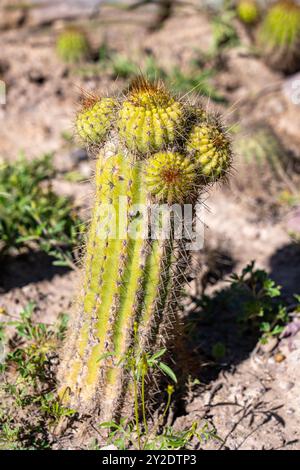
[200,261,298,344]
[98,323,220,450]
[0,303,74,449]
[0,154,85,267]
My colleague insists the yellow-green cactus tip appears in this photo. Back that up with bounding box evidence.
[76,96,116,144]
[117,77,183,154]
[187,122,231,181]
[237,0,259,24]
[145,151,197,204]
[56,28,90,64]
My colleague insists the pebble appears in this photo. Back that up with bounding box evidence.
[79,162,93,179]
[100,445,118,451]
[274,352,286,363]
[279,381,295,391]
[71,148,89,164]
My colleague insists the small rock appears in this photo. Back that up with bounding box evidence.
[27,0,101,27]
[279,381,295,391]
[71,148,89,164]
[282,72,300,106]
[274,352,286,363]
[100,444,118,451]
[79,162,92,179]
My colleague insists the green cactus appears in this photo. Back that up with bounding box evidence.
[57,78,232,427]
[237,0,259,25]
[257,0,300,73]
[233,123,298,194]
[117,78,183,153]
[56,28,90,64]
[186,120,231,181]
[235,125,285,168]
[76,96,116,144]
[145,151,197,204]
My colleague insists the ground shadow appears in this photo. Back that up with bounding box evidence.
[175,241,300,391]
[269,242,300,301]
[0,251,70,293]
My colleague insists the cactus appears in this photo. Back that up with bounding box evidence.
[257,0,300,73]
[76,96,116,144]
[235,124,287,170]
[237,0,259,25]
[233,123,299,195]
[57,78,232,429]
[117,78,183,153]
[186,119,231,181]
[56,28,90,64]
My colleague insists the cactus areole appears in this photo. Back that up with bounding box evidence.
[58,78,232,424]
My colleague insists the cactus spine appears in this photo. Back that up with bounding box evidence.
[58,78,232,426]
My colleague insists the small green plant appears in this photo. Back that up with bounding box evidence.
[98,327,220,450]
[111,54,139,79]
[0,303,74,449]
[0,154,84,267]
[100,414,219,450]
[168,67,226,102]
[203,261,297,344]
[212,341,226,361]
[228,262,292,342]
[210,10,240,52]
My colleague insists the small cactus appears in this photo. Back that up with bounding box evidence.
[237,0,259,25]
[257,0,300,73]
[186,120,231,181]
[117,78,183,153]
[76,96,116,144]
[57,78,232,431]
[56,28,90,64]
[233,123,299,195]
[145,151,197,204]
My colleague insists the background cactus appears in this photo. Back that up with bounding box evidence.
[57,78,232,430]
[233,123,299,197]
[237,0,259,25]
[257,0,300,73]
[56,28,90,64]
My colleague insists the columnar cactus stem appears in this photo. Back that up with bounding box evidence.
[58,78,232,426]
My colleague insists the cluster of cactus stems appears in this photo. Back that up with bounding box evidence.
[57,77,232,425]
[258,0,300,73]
